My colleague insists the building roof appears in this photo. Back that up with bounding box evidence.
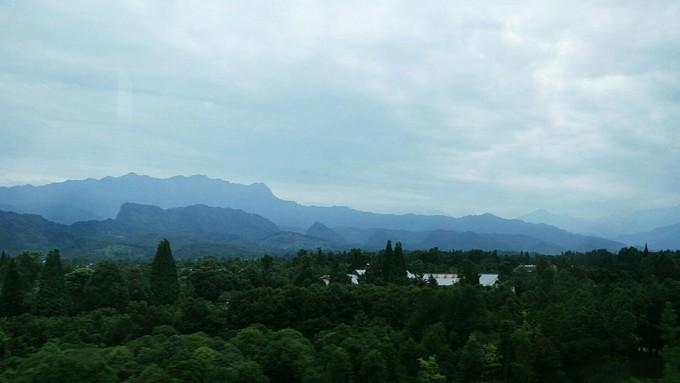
[479,273,499,286]
[347,269,498,287]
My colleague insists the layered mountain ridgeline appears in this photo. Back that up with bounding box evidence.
[0,173,635,237]
[334,225,619,253]
[1,203,624,258]
[521,205,680,239]
[0,174,279,224]
[619,223,680,250]
[0,174,627,255]
[0,204,336,259]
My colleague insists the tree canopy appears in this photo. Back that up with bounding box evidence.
[0,242,679,382]
[150,239,179,304]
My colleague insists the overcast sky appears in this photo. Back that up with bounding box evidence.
[1,1,679,218]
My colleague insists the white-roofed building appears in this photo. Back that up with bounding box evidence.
[479,273,499,287]
[347,269,498,287]
[348,269,366,285]
[420,273,460,286]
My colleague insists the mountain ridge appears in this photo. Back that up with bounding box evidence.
[0,174,627,253]
[619,223,680,250]
[0,203,332,258]
[520,206,680,239]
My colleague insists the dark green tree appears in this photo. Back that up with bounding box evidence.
[382,240,394,282]
[660,302,680,382]
[83,261,129,310]
[0,250,9,280]
[366,240,398,284]
[417,356,447,383]
[294,254,319,287]
[261,255,274,286]
[421,322,456,375]
[126,265,151,302]
[34,249,68,315]
[359,349,388,383]
[0,258,24,316]
[15,251,42,294]
[348,248,367,270]
[391,242,407,283]
[459,332,484,382]
[320,344,353,383]
[460,260,480,286]
[150,239,179,304]
[6,342,118,383]
[65,267,94,313]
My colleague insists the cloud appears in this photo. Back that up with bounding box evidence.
[1,0,679,218]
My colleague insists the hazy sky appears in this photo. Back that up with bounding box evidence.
[1,1,679,218]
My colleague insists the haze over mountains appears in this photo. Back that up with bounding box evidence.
[0,203,332,258]
[520,207,680,237]
[2,173,677,257]
[520,207,680,249]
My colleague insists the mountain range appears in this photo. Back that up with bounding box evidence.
[520,207,680,248]
[619,223,680,250]
[0,173,656,257]
[0,203,334,259]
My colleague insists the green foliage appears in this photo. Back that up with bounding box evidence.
[359,349,388,383]
[0,259,24,316]
[662,346,680,383]
[150,239,179,304]
[264,329,325,382]
[661,302,679,346]
[34,249,68,316]
[0,251,9,280]
[365,240,408,284]
[417,355,447,383]
[83,261,129,310]
[460,259,480,286]
[3,342,118,383]
[661,302,680,382]
[14,251,42,294]
[64,266,93,313]
[459,332,485,382]
[320,344,353,383]
[1,247,680,382]
[294,254,318,287]
[391,242,408,283]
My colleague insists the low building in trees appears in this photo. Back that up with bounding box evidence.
[347,269,499,287]
[347,269,366,284]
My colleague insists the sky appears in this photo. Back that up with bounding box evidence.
[1,1,679,219]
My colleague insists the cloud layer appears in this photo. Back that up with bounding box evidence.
[1,1,679,218]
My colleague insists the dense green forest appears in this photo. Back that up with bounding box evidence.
[1,241,680,382]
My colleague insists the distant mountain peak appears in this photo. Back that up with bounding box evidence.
[308,221,329,230]
[306,221,346,244]
[249,182,275,196]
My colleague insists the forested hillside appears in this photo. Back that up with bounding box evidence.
[1,242,679,382]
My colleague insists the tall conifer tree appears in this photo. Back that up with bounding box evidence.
[0,259,24,316]
[34,249,68,315]
[392,242,407,283]
[382,240,394,282]
[150,239,179,304]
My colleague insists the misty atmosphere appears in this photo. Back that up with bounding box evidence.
[1,2,680,382]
